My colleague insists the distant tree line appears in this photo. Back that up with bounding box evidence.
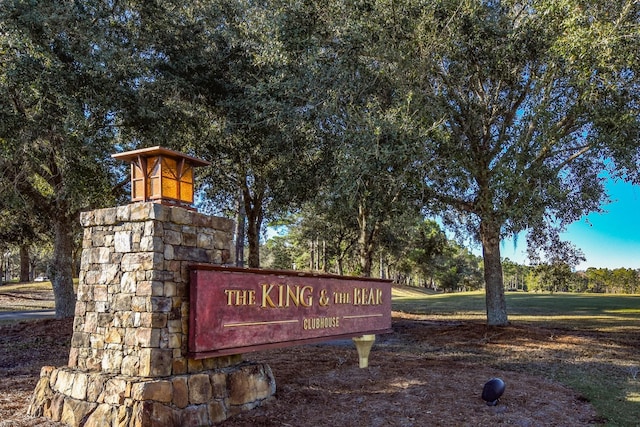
[503,259,640,294]
[261,217,485,293]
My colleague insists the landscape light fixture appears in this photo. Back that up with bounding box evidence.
[481,377,506,406]
[112,146,210,210]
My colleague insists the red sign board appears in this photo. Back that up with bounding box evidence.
[188,265,392,358]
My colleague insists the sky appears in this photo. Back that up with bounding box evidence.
[500,179,640,270]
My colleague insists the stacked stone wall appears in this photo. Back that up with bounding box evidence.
[70,202,234,377]
[30,363,275,426]
[29,203,276,426]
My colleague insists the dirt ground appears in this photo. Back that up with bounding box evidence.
[224,317,603,427]
[0,310,606,427]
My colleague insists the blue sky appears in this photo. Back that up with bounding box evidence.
[501,179,640,270]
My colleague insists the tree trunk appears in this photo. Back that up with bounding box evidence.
[235,189,246,267]
[72,244,82,278]
[245,213,260,268]
[322,240,327,272]
[20,244,30,282]
[357,203,378,278]
[358,231,373,277]
[243,185,263,269]
[481,220,508,326]
[51,216,76,318]
[337,256,344,276]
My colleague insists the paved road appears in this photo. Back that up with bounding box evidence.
[0,310,56,321]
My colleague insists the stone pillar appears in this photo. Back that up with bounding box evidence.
[29,203,276,426]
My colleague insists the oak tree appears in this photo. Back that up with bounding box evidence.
[402,0,639,324]
[1,1,120,317]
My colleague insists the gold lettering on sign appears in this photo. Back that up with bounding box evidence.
[260,283,314,308]
[333,291,351,304]
[318,289,330,306]
[224,289,256,306]
[303,317,340,330]
[223,284,385,308]
[353,288,383,306]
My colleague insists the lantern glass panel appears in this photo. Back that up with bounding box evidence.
[159,157,178,199]
[131,163,145,201]
[162,157,178,178]
[147,157,161,177]
[162,176,179,199]
[181,165,193,183]
[179,164,194,202]
[147,157,161,199]
[180,182,194,203]
[132,180,145,201]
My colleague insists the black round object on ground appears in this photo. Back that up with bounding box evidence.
[482,378,506,406]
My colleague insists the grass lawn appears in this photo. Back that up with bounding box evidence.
[394,288,640,329]
[392,288,640,426]
[0,281,56,312]
[0,281,53,293]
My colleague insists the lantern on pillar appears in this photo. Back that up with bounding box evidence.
[112,146,210,209]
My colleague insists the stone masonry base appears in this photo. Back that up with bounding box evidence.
[28,361,276,426]
[27,203,277,425]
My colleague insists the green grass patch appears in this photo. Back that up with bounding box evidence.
[392,289,640,426]
[0,281,53,292]
[0,281,56,312]
[393,290,640,329]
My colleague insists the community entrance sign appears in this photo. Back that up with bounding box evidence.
[189,265,393,358]
[29,148,392,426]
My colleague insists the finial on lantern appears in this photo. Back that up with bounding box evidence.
[112,146,210,210]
